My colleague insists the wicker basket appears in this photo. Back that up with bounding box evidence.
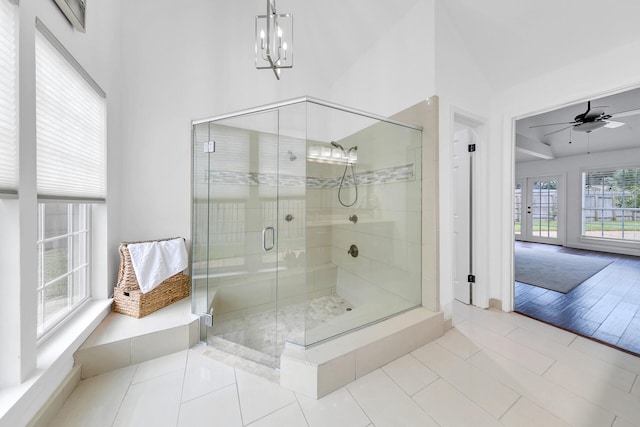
[113,238,191,318]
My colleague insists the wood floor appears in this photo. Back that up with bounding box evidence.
[515,241,640,356]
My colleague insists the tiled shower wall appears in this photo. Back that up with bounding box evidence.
[321,125,422,308]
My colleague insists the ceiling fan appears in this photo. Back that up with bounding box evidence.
[530,101,640,136]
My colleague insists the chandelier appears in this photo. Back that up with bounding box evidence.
[255,0,293,80]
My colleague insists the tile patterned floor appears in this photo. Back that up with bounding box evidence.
[50,302,640,427]
[514,241,640,356]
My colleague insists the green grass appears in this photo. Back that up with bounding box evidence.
[514,221,557,233]
[515,220,640,233]
[584,220,640,231]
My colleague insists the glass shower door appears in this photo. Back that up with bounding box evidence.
[192,110,280,368]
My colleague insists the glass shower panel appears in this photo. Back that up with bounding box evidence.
[194,110,280,368]
[274,102,308,351]
[192,97,424,367]
[303,102,423,346]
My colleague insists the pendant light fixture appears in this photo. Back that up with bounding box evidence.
[255,0,293,80]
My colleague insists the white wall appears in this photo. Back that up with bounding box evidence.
[489,39,640,311]
[327,0,436,116]
[516,147,640,257]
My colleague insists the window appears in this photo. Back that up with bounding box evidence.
[582,168,640,242]
[37,203,90,336]
[35,21,106,337]
[0,0,18,194]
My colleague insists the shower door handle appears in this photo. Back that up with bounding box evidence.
[262,226,275,251]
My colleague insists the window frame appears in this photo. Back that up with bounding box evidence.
[33,20,107,340]
[36,202,92,339]
[581,166,640,243]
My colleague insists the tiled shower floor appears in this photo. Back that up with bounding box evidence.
[210,294,354,368]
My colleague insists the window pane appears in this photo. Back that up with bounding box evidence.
[531,180,557,239]
[72,232,87,266]
[514,182,522,235]
[43,203,68,239]
[72,269,87,305]
[44,276,69,326]
[43,238,68,284]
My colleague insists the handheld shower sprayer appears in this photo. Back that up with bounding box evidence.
[330,141,359,207]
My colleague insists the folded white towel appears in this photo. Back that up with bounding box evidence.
[127,238,188,294]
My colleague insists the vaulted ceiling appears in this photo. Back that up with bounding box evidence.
[440,0,640,90]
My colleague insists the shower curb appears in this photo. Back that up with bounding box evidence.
[280,307,443,399]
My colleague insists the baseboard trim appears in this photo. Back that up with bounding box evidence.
[26,365,81,427]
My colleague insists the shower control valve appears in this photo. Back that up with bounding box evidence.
[348,244,359,258]
[349,214,358,223]
[285,214,294,222]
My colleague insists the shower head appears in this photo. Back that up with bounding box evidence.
[330,141,345,151]
[348,145,358,152]
[287,150,297,161]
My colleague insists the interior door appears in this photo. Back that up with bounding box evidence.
[453,126,474,304]
[519,176,563,245]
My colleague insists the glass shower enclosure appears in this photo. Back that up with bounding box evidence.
[192,97,422,368]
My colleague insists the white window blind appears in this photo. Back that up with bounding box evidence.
[0,0,18,194]
[35,23,106,200]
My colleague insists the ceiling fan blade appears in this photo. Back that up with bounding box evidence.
[529,121,574,129]
[543,125,574,137]
[604,120,625,129]
[610,108,640,118]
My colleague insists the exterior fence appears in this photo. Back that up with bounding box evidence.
[514,188,639,222]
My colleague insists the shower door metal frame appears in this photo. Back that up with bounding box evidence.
[192,96,423,132]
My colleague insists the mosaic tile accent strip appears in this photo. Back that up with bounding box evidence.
[318,163,415,188]
[205,163,415,189]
